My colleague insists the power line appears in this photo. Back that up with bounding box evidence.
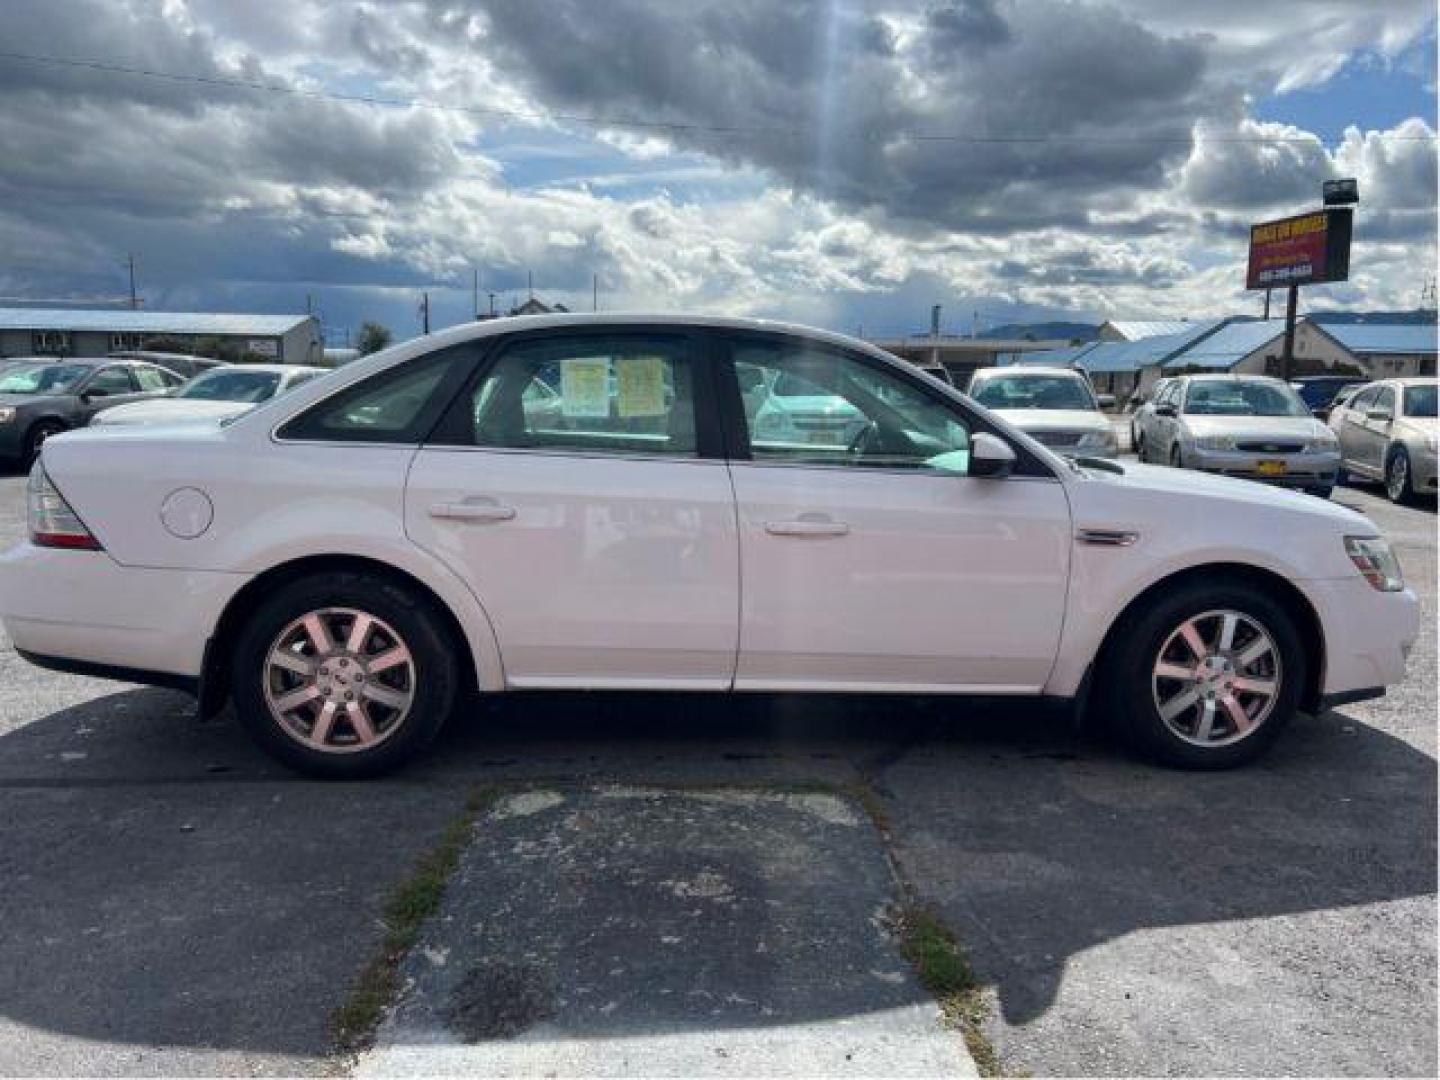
[1,49,1435,147]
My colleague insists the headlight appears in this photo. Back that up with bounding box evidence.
[1077,429,1117,451]
[1194,435,1234,451]
[1308,431,1339,452]
[0,407,15,424]
[1345,536,1404,592]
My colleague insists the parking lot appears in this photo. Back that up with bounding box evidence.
[0,461,1434,1077]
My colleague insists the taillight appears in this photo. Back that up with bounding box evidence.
[27,461,102,551]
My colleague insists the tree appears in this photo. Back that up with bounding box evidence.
[357,321,393,355]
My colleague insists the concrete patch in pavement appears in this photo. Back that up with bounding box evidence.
[354,786,976,1077]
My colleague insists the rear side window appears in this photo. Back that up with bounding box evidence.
[133,366,171,392]
[86,366,136,395]
[437,334,700,458]
[278,348,468,443]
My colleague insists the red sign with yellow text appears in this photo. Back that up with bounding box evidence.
[1246,209,1351,290]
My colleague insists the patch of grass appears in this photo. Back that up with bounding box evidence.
[330,788,497,1055]
[895,905,1002,1078]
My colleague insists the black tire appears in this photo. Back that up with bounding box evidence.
[1385,446,1416,505]
[1169,442,1183,469]
[1134,433,1145,461]
[1097,579,1306,769]
[1306,485,1335,500]
[231,571,459,778]
[24,420,65,466]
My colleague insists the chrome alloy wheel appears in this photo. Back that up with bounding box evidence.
[1150,609,1281,747]
[1387,451,1410,502]
[263,607,416,754]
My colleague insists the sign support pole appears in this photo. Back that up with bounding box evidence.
[1281,285,1298,380]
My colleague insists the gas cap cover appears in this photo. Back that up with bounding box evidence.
[159,487,214,539]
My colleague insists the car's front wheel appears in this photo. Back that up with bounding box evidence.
[1100,581,1305,768]
[1169,443,1184,469]
[1386,446,1416,505]
[231,571,459,778]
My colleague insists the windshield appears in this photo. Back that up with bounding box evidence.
[971,374,1096,411]
[1183,380,1308,417]
[0,362,92,395]
[1403,385,1437,418]
[178,369,282,403]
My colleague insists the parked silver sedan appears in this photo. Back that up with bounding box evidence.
[1330,378,1438,504]
[1139,374,1341,497]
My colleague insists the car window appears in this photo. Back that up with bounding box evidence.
[970,373,1096,411]
[1373,386,1397,416]
[284,370,321,392]
[180,368,283,402]
[0,362,91,394]
[86,366,137,396]
[462,335,698,457]
[1402,384,1437,418]
[133,365,171,392]
[1348,385,1378,411]
[278,348,460,443]
[731,341,971,473]
[1182,380,1307,417]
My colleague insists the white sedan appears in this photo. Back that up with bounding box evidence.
[0,315,1419,777]
[967,366,1118,458]
[90,364,326,426]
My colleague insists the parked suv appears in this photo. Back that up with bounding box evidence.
[0,316,1417,777]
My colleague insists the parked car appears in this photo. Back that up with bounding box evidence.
[1325,383,1365,426]
[1128,377,1173,458]
[1290,375,1368,420]
[967,365,1117,457]
[107,350,229,379]
[747,365,868,448]
[0,315,1417,778]
[1138,374,1341,498]
[91,364,326,427]
[1329,378,1438,504]
[0,358,186,465]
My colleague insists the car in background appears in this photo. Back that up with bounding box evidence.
[107,350,229,379]
[1290,375,1368,420]
[91,364,326,427]
[967,365,1117,458]
[1128,377,1173,458]
[1329,378,1438,504]
[0,314,1418,779]
[0,358,185,465]
[1138,374,1340,497]
[747,365,869,449]
[1325,383,1365,426]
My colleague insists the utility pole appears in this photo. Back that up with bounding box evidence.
[419,291,430,334]
[126,254,138,309]
[592,272,598,312]
[1280,285,1298,380]
[527,270,534,301]
[1263,288,1272,320]
[488,291,496,318]
[472,268,480,320]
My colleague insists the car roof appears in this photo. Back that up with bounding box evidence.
[1180,373,1284,383]
[971,365,1083,378]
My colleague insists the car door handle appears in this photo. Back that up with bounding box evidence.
[764,518,849,537]
[429,499,516,523]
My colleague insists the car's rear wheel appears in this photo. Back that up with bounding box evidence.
[24,420,65,466]
[231,571,459,778]
[1306,485,1334,500]
[1385,447,1416,505]
[1134,432,1145,460]
[1100,581,1305,768]
[1169,443,1183,469]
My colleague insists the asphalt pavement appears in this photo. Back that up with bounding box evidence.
[0,462,1433,1077]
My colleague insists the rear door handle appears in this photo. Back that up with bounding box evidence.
[764,518,849,537]
[429,499,516,523]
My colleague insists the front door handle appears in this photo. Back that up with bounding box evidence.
[765,518,849,537]
[429,499,516,523]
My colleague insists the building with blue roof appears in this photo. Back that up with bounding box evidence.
[0,307,322,364]
[1300,322,1437,376]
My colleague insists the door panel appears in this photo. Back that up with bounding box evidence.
[730,466,1072,690]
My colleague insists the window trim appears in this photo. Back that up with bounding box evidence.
[709,328,1057,479]
[426,325,724,460]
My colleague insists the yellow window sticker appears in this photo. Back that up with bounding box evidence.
[560,357,611,418]
[616,355,668,418]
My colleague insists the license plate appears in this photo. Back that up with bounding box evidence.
[808,431,838,445]
[1255,459,1287,476]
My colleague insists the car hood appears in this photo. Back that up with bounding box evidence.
[93,399,253,425]
[988,408,1109,433]
[1180,415,1329,440]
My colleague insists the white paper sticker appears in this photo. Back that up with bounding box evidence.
[616,355,667,418]
[560,357,611,418]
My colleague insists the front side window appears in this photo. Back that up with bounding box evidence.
[1348,385,1378,412]
[732,340,971,472]
[84,367,136,396]
[1372,386,1397,417]
[458,335,698,457]
[279,348,461,443]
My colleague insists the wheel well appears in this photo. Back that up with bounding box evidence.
[1093,562,1326,714]
[199,554,477,716]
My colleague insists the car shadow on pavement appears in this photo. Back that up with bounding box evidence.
[0,687,1433,1068]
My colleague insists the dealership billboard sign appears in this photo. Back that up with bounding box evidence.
[1245,209,1352,290]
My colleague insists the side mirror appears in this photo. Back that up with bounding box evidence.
[1156,403,1177,418]
[1097,394,1116,410]
[80,388,108,403]
[969,432,1016,478]
[1366,408,1392,422]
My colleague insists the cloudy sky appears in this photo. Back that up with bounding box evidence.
[0,0,1435,343]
